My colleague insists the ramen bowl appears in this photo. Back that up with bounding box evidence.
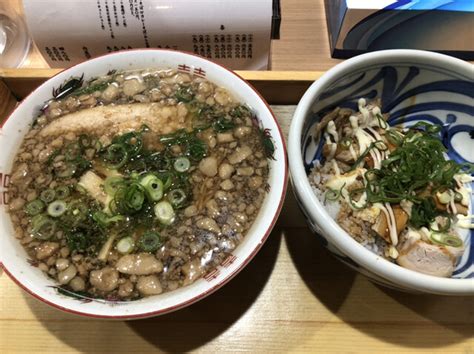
[0,49,287,318]
[288,49,473,295]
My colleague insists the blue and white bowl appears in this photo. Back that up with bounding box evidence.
[288,50,473,295]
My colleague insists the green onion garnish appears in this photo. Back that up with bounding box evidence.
[350,123,474,230]
[40,189,56,203]
[453,191,463,203]
[55,163,77,178]
[104,176,125,196]
[140,174,163,202]
[154,200,175,225]
[55,186,70,199]
[25,199,45,216]
[167,188,187,208]
[175,86,194,103]
[116,236,135,254]
[213,117,235,132]
[173,157,191,173]
[430,232,463,248]
[124,183,145,211]
[138,231,162,252]
[64,142,81,161]
[104,143,128,169]
[31,215,57,240]
[47,200,67,217]
[78,134,92,148]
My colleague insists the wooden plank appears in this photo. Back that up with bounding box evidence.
[1,227,472,353]
[0,69,321,104]
[0,80,17,120]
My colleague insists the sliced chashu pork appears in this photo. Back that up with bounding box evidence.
[397,241,457,277]
[396,229,464,277]
[39,103,188,137]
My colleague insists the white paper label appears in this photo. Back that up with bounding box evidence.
[23,0,272,70]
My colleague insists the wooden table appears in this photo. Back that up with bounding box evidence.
[1,105,473,353]
[1,0,473,353]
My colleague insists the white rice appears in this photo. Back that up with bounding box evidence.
[308,164,388,258]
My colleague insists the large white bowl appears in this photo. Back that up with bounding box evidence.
[0,49,287,318]
[288,49,473,295]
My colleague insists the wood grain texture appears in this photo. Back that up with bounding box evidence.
[1,0,474,352]
[0,80,18,119]
[1,106,473,353]
[271,0,343,71]
[1,227,473,353]
[0,69,322,105]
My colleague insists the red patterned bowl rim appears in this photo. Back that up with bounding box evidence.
[0,48,288,319]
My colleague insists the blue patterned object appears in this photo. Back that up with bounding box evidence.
[301,63,474,280]
[325,1,474,60]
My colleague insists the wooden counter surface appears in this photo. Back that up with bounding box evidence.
[1,0,473,352]
[1,107,473,353]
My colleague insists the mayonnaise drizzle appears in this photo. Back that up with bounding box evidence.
[332,160,341,176]
[327,121,339,142]
[325,134,337,160]
[376,202,398,245]
[456,215,474,229]
[349,144,358,161]
[448,191,458,215]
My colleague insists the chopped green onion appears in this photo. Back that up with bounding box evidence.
[186,138,207,161]
[55,163,76,178]
[138,231,162,252]
[31,215,57,240]
[65,231,88,252]
[78,134,92,148]
[385,129,403,146]
[325,183,345,202]
[340,137,352,148]
[94,139,103,152]
[348,188,368,210]
[430,232,463,248]
[69,201,88,216]
[453,191,463,203]
[376,113,388,129]
[40,189,56,203]
[63,200,89,226]
[229,105,250,118]
[167,188,187,208]
[158,173,173,191]
[430,215,451,233]
[72,81,110,96]
[413,121,441,134]
[104,176,125,196]
[213,117,235,132]
[140,174,163,202]
[64,142,81,161]
[47,200,67,217]
[105,143,128,169]
[25,199,45,216]
[55,186,70,199]
[173,157,191,172]
[92,211,124,227]
[117,132,143,157]
[175,86,194,103]
[154,200,175,225]
[125,183,145,211]
[116,236,135,254]
[374,140,388,151]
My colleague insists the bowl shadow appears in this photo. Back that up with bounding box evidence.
[285,227,473,349]
[23,227,283,352]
